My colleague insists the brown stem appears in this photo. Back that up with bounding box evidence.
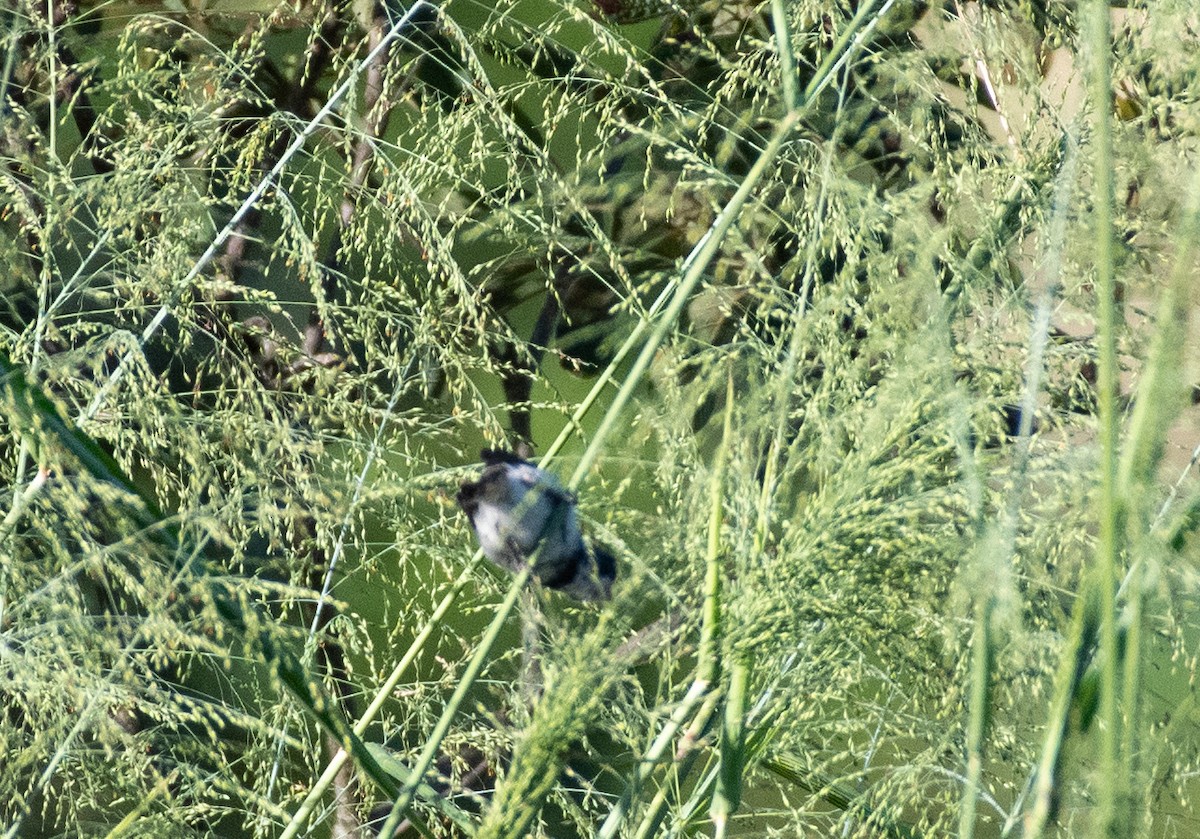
[312,7,406,362]
[303,531,363,838]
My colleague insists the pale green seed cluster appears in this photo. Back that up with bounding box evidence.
[592,0,703,24]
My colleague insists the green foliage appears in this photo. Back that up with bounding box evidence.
[3,0,1200,837]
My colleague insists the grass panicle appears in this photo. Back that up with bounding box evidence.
[3,1,1200,837]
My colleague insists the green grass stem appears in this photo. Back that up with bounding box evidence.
[0,353,454,835]
[1084,2,1122,833]
[567,0,892,489]
[375,564,533,838]
[278,552,484,838]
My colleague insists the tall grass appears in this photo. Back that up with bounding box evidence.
[2,1,1200,837]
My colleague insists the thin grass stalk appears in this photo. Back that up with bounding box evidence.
[667,694,803,836]
[959,597,994,839]
[709,379,739,838]
[711,658,748,838]
[965,139,1078,839]
[629,693,724,839]
[598,378,732,838]
[634,672,797,839]
[1114,156,1200,515]
[101,771,176,839]
[748,0,870,610]
[567,0,893,490]
[631,759,700,839]
[375,565,533,839]
[754,0,819,572]
[278,553,483,838]
[674,654,806,835]
[1117,554,1144,825]
[631,765,692,839]
[1115,264,1193,493]
[0,355,448,837]
[2,16,86,531]
[1112,151,1200,831]
[1160,488,1200,552]
[0,10,21,99]
[596,675,713,839]
[770,0,798,113]
[1022,579,1101,837]
[665,754,722,837]
[43,0,57,155]
[1022,6,1122,834]
[74,1,430,428]
[1083,2,1123,833]
[680,698,794,837]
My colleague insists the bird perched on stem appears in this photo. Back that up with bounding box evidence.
[457,449,615,601]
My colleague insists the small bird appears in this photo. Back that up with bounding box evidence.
[457,449,616,601]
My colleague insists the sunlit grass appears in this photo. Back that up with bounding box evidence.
[2,1,1200,837]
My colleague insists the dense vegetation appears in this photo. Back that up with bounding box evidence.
[3,1,1200,836]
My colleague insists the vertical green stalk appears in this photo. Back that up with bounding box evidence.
[770,0,798,114]
[375,566,533,839]
[1023,585,1101,838]
[630,777,681,839]
[699,376,733,689]
[43,0,57,155]
[969,140,1077,837]
[959,592,994,839]
[1112,147,1200,832]
[1021,6,1126,828]
[278,553,483,838]
[709,378,741,837]
[0,6,21,100]
[1117,557,1143,820]
[598,384,732,839]
[712,658,748,838]
[595,677,713,839]
[1085,2,1122,834]
[567,0,890,490]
